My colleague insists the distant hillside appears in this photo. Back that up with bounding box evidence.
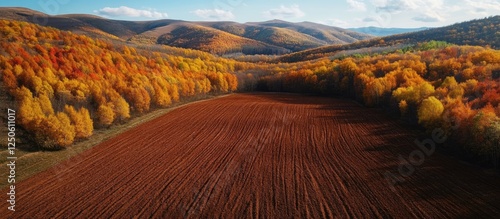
[279,16,500,62]
[348,27,429,36]
[0,7,373,55]
[135,23,289,55]
[0,7,121,39]
[244,20,373,49]
[0,7,171,39]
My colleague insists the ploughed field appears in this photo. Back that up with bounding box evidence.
[2,93,500,218]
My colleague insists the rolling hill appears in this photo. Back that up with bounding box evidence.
[279,16,500,62]
[250,20,372,44]
[0,7,373,55]
[135,23,289,55]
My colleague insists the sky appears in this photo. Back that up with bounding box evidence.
[2,0,500,28]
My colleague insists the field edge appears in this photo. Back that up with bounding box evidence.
[0,93,232,189]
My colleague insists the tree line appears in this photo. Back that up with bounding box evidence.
[251,45,500,167]
[1,20,499,168]
[0,20,237,149]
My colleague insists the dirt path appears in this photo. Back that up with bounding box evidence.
[1,93,499,218]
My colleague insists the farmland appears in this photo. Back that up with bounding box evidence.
[1,93,499,218]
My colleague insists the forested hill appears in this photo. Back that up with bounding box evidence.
[279,16,500,62]
[0,19,240,149]
[0,7,373,55]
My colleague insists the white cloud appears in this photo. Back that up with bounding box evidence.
[362,17,377,22]
[464,0,500,14]
[413,11,444,22]
[374,0,418,13]
[263,4,305,19]
[358,13,393,27]
[320,19,350,28]
[95,6,167,19]
[192,9,235,21]
[370,0,447,24]
[373,0,445,13]
[347,0,367,11]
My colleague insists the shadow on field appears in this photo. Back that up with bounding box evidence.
[253,92,500,217]
[346,109,500,217]
[241,92,331,105]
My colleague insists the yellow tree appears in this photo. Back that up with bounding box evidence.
[112,96,131,121]
[97,104,115,127]
[439,76,464,99]
[393,82,435,105]
[35,112,76,149]
[37,94,54,116]
[418,96,444,128]
[16,87,44,127]
[54,112,76,146]
[225,73,238,91]
[65,105,93,139]
[168,84,180,102]
[2,69,17,91]
[363,78,388,106]
[134,88,151,113]
[152,81,172,107]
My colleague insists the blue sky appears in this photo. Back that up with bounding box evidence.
[2,0,500,28]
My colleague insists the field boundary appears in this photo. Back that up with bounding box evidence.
[2,93,499,217]
[0,94,232,189]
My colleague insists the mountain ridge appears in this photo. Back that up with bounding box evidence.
[279,15,500,62]
[0,7,373,55]
[348,27,429,36]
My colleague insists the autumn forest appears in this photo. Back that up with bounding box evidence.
[1,3,500,217]
[0,16,499,167]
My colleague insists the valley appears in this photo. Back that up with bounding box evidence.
[0,5,499,218]
[1,93,499,218]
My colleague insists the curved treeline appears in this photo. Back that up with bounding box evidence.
[0,20,238,149]
[252,44,500,168]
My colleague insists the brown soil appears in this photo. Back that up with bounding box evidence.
[2,93,499,218]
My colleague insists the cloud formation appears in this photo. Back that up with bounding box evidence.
[320,19,350,28]
[412,11,444,22]
[372,0,444,13]
[95,6,167,19]
[374,0,418,13]
[192,9,235,21]
[362,17,377,22]
[347,0,367,11]
[465,0,500,14]
[369,0,445,23]
[263,4,305,19]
